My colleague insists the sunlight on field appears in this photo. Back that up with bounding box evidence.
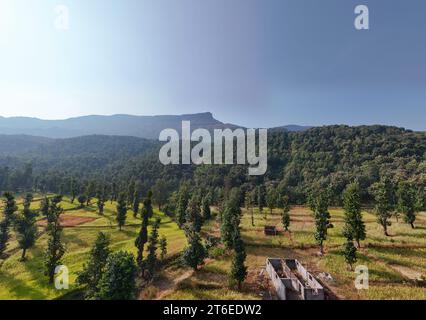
[1,195,425,300]
[236,207,426,300]
[0,196,186,300]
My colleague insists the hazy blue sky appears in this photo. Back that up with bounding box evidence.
[0,0,425,130]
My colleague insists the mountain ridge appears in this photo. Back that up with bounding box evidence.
[0,113,312,139]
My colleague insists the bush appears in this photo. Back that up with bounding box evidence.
[96,251,137,300]
[208,246,227,259]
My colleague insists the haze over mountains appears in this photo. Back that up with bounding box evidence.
[0,113,311,139]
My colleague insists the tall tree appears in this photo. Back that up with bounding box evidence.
[70,178,78,203]
[176,184,190,228]
[146,218,161,277]
[182,196,207,271]
[282,195,291,232]
[342,182,366,248]
[159,236,167,261]
[127,181,136,207]
[14,194,38,260]
[135,217,148,272]
[77,195,87,208]
[76,232,111,299]
[182,232,206,271]
[202,196,211,221]
[370,178,395,236]
[116,192,127,231]
[312,194,330,255]
[229,200,247,290]
[40,196,50,217]
[230,233,247,290]
[221,189,241,249]
[266,187,277,217]
[343,237,357,271]
[141,192,154,219]
[135,195,152,272]
[110,182,118,203]
[44,196,66,284]
[96,187,106,215]
[152,179,168,210]
[396,182,417,229]
[85,181,96,206]
[132,188,140,218]
[0,192,18,257]
[245,191,254,227]
[96,251,137,300]
[47,195,63,222]
[186,197,203,233]
[257,185,266,217]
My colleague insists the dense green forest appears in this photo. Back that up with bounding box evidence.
[0,125,425,207]
[1,124,426,300]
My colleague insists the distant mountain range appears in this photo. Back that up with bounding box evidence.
[0,113,311,139]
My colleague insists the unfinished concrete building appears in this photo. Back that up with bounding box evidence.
[266,258,325,300]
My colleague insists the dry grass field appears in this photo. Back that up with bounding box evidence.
[1,196,425,300]
[142,206,426,300]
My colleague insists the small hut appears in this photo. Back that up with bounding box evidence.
[264,225,278,236]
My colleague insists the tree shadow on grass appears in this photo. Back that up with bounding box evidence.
[0,269,47,300]
[358,249,423,283]
[370,246,426,259]
[174,275,224,300]
[367,266,407,283]
[115,228,138,238]
[63,233,90,248]
[55,288,85,300]
[393,231,426,239]
[103,207,117,216]
[18,246,68,295]
[0,244,61,299]
[325,249,404,282]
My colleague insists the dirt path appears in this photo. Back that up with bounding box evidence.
[155,269,194,300]
[139,258,216,300]
[37,215,97,227]
[362,250,424,283]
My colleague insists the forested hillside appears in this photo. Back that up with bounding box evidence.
[280,125,426,202]
[0,125,425,205]
[0,135,52,155]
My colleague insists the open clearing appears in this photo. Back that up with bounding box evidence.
[36,216,97,227]
[1,196,425,300]
[0,196,186,300]
[148,206,426,300]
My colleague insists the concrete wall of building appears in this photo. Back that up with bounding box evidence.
[294,260,325,300]
[266,259,287,300]
[266,258,325,301]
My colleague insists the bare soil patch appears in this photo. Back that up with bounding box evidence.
[37,215,97,227]
[389,265,423,281]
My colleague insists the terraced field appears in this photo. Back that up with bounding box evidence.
[1,196,425,300]
[150,206,426,300]
[0,196,186,300]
